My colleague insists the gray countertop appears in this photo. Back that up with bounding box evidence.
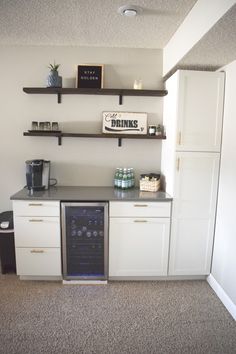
[10,186,172,202]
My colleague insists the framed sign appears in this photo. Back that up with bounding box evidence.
[102,111,147,135]
[77,64,104,89]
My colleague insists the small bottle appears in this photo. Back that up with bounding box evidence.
[130,168,135,187]
[117,168,123,189]
[127,168,132,189]
[114,168,119,188]
[121,168,128,190]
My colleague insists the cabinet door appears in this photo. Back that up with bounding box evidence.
[109,218,170,277]
[15,248,61,276]
[176,70,224,152]
[169,152,220,275]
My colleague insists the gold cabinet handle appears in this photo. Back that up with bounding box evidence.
[134,220,148,223]
[29,219,43,222]
[134,204,148,207]
[28,203,43,206]
[30,249,45,253]
[178,132,182,145]
[176,158,180,171]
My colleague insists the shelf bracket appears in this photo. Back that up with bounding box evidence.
[57,93,62,104]
[119,94,123,105]
[118,138,122,147]
[58,135,62,145]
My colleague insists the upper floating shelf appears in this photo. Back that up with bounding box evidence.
[23,87,168,104]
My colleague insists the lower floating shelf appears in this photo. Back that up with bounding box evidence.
[23,131,166,147]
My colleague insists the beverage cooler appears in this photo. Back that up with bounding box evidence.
[61,202,108,281]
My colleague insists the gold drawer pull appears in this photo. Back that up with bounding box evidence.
[29,219,43,222]
[134,220,148,223]
[134,204,148,207]
[176,158,180,171]
[30,249,45,253]
[28,203,43,206]
[178,131,182,145]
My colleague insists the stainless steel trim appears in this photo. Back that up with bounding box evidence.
[61,202,109,281]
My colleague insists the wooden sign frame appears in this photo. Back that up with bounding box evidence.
[77,64,104,89]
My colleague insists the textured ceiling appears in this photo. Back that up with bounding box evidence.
[0,0,197,48]
[1,1,235,75]
[177,4,236,72]
[162,4,236,78]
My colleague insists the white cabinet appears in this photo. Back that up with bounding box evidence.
[168,152,220,275]
[109,201,171,277]
[161,70,224,276]
[164,70,224,153]
[13,200,61,278]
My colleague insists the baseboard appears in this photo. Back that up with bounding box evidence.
[109,275,206,281]
[20,276,62,281]
[207,274,236,321]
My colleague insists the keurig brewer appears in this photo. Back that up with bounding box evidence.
[26,159,50,191]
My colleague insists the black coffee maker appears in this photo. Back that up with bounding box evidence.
[26,159,50,191]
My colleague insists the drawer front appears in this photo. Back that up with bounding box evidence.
[15,248,61,276]
[13,200,60,216]
[109,201,171,217]
[14,216,60,247]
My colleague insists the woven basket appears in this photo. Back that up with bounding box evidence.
[139,179,160,192]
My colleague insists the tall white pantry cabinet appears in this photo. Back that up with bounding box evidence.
[161,70,225,275]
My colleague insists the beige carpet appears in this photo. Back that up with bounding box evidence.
[0,275,236,354]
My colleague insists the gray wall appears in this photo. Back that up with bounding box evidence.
[0,45,163,212]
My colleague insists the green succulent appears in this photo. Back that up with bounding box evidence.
[48,61,60,71]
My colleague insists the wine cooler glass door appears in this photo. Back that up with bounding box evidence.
[61,202,108,280]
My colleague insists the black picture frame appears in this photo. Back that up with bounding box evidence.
[77,64,104,89]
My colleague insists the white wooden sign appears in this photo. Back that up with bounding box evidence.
[102,111,147,134]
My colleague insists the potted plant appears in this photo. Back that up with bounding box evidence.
[46,61,62,88]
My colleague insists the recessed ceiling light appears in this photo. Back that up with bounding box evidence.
[123,8,137,17]
[118,5,141,17]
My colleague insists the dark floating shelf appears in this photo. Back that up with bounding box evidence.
[23,131,166,147]
[23,87,168,104]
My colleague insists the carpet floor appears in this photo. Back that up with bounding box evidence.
[0,275,236,354]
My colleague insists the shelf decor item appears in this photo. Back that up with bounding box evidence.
[133,79,142,89]
[102,111,147,134]
[46,62,62,88]
[77,64,104,89]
